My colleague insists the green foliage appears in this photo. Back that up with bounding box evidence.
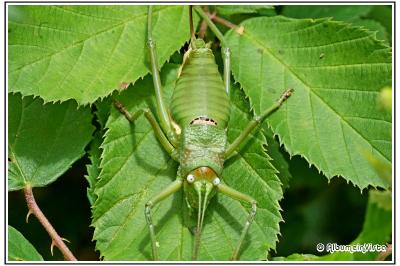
[8,6,195,105]
[216,5,273,16]
[8,93,94,191]
[8,226,43,261]
[225,16,391,190]
[282,6,373,21]
[282,5,390,42]
[263,126,292,190]
[91,65,282,260]
[85,132,102,205]
[366,6,392,42]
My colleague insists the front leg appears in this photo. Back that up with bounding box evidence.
[145,178,183,260]
[217,183,257,260]
[225,89,293,159]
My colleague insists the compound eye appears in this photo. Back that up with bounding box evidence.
[187,174,195,183]
[212,177,221,186]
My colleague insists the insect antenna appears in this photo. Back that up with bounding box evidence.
[193,188,202,260]
[193,184,213,260]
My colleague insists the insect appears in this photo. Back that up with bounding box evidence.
[113,6,293,261]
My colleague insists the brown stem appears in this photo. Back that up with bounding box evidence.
[198,6,210,39]
[189,5,195,41]
[24,185,77,261]
[209,12,239,31]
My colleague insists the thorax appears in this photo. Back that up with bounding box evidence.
[178,124,227,177]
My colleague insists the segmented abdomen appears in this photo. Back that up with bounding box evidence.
[170,49,230,128]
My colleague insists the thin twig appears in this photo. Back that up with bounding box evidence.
[208,12,240,31]
[24,185,77,261]
[198,6,210,39]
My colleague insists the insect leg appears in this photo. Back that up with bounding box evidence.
[147,6,176,143]
[113,100,178,161]
[217,183,257,260]
[225,89,293,159]
[145,178,183,260]
[223,47,231,95]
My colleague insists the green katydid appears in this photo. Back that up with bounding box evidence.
[113,6,293,261]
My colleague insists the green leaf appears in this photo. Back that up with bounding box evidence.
[95,98,113,130]
[216,5,273,16]
[8,93,94,191]
[8,225,43,261]
[92,64,283,260]
[282,5,373,21]
[282,6,389,42]
[273,253,320,261]
[350,18,387,41]
[85,132,102,205]
[8,6,194,105]
[366,6,392,43]
[225,16,391,190]
[369,189,391,211]
[263,126,292,190]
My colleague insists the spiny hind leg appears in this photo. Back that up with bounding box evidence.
[112,100,178,160]
[225,89,293,158]
[145,178,183,260]
[217,183,257,260]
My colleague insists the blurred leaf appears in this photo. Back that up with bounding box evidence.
[95,97,113,130]
[369,189,391,211]
[364,151,391,187]
[378,86,392,113]
[273,253,319,261]
[326,191,392,260]
[351,18,387,41]
[366,6,392,43]
[216,5,273,16]
[225,16,392,190]
[282,6,389,42]
[274,190,391,261]
[8,225,43,261]
[8,6,196,105]
[282,5,373,21]
[92,64,283,260]
[8,93,94,191]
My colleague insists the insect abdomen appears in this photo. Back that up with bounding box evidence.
[170,49,230,128]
